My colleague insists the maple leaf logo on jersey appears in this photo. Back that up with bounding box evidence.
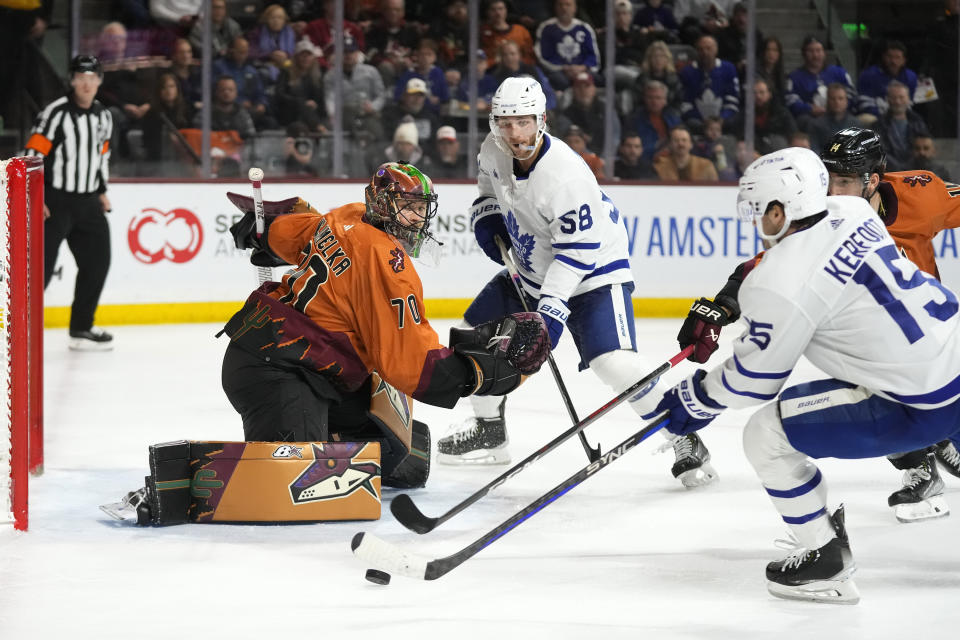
[505,210,536,271]
[388,248,405,272]
[903,174,933,188]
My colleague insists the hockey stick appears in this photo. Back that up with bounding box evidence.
[390,345,692,534]
[248,167,273,285]
[354,411,673,581]
[494,236,601,462]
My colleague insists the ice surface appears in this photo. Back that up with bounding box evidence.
[2,320,958,638]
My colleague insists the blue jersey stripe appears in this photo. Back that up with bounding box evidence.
[519,273,541,291]
[583,259,632,280]
[885,371,960,406]
[721,370,779,400]
[733,354,792,380]
[782,507,827,525]
[552,241,601,250]
[555,254,596,271]
[765,469,822,498]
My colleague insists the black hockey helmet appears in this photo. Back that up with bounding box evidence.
[820,127,886,177]
[69,54,103,78]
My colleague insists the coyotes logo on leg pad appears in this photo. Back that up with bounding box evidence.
[290,443,381,504]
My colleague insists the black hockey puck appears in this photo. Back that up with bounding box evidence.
[365,569,391,585]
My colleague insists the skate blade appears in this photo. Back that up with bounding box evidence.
[436,448,511,466]
[767,576,860,605]
[99,501,135,521]
[678,462,718,488]
[894,496,950,523]
[69,339,114,352]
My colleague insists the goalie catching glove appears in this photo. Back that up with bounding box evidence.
[452,312,551,396]
[226,192,302,267]
[677,297,733,364]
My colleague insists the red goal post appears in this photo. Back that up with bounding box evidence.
[1,156,45,531]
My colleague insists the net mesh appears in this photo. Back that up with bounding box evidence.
[0,159,11,524]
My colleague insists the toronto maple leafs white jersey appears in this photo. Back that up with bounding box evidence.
[473,132,633,302]
[704,195,960,410]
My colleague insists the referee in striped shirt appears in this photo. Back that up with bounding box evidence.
[26,54,115,350]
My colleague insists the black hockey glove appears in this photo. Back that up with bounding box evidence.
[226,192,296,267]
[677,297,732,364]
[452,312,551,395]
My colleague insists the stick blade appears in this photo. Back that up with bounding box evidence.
[390,494,438,534]
[350,532,429,580]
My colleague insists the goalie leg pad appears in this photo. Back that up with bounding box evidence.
[382,420,431,489]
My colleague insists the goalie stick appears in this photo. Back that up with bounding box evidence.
[354,411,673,581]
[390,345,692,534]
[248,167,273,285]
[495,235,600,463]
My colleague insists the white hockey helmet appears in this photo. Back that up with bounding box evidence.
[736,147,829,244]
[489,76,547,160]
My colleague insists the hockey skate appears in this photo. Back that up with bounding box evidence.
[437,400,509,465]
[934,440,960,479]
[766,505,860,605]
[661,433,718,487]
[888,452,949,523]
[99,487,150,524]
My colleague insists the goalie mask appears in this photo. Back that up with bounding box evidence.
[489,77,547,161]
[364,162,439,258]
[737,147,829,245]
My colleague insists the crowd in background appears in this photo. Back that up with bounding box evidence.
[16,0,960,180]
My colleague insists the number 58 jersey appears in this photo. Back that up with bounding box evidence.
[476,133,633,302]
[704,195,960,411]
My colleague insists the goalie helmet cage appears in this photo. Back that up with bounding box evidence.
[1,156,45,531]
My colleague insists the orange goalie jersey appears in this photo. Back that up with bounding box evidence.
[222,200,472,409]
[877,171,960,280]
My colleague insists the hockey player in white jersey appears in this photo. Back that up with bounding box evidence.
[436,76,718,487]
[650,147,960,604]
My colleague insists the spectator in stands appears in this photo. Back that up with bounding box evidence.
[200,75,255,139]
[534,0,601,91]
[564,125,605,180]
[757,36,785,103]
[909,134,951,180]
[283,121,319,176]
[428,125,467,178]
[785,35,856,130]
[394,38,451,111]
[481,0,536,70]
[599,0,651,89]
[284,0,323,33]
[489,40,558,110]
[324,36,387,145]
[635,40,683,112]
[732,77,795,154]
[654,124,719,181]
[150,0,201,29]
[673,0,735,43]
[678,33,740,132]
[97,21,128,63]
[629,79,682,161]
[455,49,499,113]
[382,78,441,146]
[614,132,656,179]
[876,80,931,171]
[214,36,276,129]
[563,71,620,153]
[168,37,202,110]
[141,71,197,174]
[247,4,297,72]
[807,81,860,152]
[96,23,155,162]
[633,0,679,42]
[428,0,469,71]
[275,38,326,132]
[857,40,918,118]
[716,2,761,81]
[365,0,419,90]
[188,0,241,58]
[373,119,425,170]
[692,114,737,180]
[304,0,365,65]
